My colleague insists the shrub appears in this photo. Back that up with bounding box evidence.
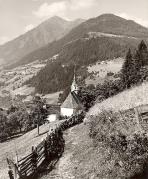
[107,71,114,76]
[89,110,148,178]
[95,79,123,101]
[78,86,96,111]
[0,132,8,142]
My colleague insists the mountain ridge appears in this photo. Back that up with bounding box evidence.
[0,16,85,66]
[6,13,148,69]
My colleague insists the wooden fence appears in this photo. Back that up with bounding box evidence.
[7,112,84,179]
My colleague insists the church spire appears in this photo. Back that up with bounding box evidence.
[71,66,79,93]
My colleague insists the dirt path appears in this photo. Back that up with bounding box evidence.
[40,123,93,179]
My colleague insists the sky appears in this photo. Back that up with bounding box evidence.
[0,0,148,45]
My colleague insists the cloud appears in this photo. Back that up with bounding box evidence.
[33,0,96,19]
[24,24,35,32]
[32,0,42,2]
[70,0,95,10]
[118,13,148,27]
[33,1,67,19]
[0,36,10,45]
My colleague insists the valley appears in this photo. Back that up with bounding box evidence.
[0,60,46,107]
[1,12,148,179]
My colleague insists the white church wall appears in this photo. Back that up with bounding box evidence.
[61,108,74,117]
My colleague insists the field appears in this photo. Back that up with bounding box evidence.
[86,58,123,85]
[42,91,62,105]
[0,60,46,95]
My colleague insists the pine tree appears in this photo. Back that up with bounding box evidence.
[137,40,148,66]
[121,48,133,88]
[121,41,148,88]
[131,41,148,85]
[138,40,147,51]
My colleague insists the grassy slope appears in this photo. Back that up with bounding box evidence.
[42,91,62,105]
[40,123,98,179]
[43,82,148,179]
[87,81,148,118]
[81,81,148,178]
[41,122,140,179]
[0,125,49,179]
[86,58,123,85]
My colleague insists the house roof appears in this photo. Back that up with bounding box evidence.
[61,92,83,109]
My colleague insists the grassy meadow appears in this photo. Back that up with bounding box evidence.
[87,81,148,118]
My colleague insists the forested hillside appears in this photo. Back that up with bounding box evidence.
[26,61,74,94]
[26,36,143,94]
[59,36,140,65]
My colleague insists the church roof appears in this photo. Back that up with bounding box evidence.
[61,92,83,109]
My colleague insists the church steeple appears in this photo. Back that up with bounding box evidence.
[71,71,79,93]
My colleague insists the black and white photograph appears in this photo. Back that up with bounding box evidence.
[0,0,148,178]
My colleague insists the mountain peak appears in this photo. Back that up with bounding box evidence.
[0,14,84,66]
[73,18,85,24]
[48,16,68,22]
[97,13,125,21]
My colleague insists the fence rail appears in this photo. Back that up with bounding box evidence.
[7,112,84,179]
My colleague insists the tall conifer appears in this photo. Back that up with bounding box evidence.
[121,48,133,88]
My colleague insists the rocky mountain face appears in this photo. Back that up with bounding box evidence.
[0,16,84,66]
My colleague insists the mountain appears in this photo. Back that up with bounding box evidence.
[2,13,148,97]
[0,16,85,66]
[7,13,148,69]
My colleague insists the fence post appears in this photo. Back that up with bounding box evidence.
[15,153,21,179]
[32,146,38,172]
[8,170,14,179]
[44,139,48,160]
[7,158,14,179]
[134,107,142,132]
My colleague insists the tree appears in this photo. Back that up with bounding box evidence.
[95,79,122,101]
[78,86,96,111]
[121,41,148,89]
[131,41,148,85]
[0,111,9,142]
[121,48,134,88]
[31,96,47,135]
[58,87,70,104]
[137,40,148,66]
[7,96,30,133]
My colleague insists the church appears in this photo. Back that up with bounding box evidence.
[60,74,83,117]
